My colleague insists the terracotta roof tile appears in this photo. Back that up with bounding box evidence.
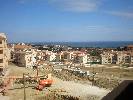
[127,45,133,48]
[14,45,32,49]
[0,36,5,39]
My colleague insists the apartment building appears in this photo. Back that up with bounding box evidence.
[0,33,8,75]
[56,52,63,62]
[77,54,88,64]
[101,52,117,64]
[36,50,46,61]
[89,56,101,64]
[127,45,133,51]
[46,53,56,62]
[131,53,133,65]
[14,50,37,68]
[14,43,32,51]
[55,51,75,63]
[72,51,88,64]
[67,52,75,62]
[7,44,15,61]
[101,50,133,65]
[116,52,131,65]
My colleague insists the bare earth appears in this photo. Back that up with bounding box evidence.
[51,77,109,100]
[2,63,110,100]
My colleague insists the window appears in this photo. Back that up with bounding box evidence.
[0,40,2,44]
[0,50,3,54]
[0,59,3,63]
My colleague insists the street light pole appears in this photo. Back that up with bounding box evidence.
[92,66,94,86]
[23,73,26,100]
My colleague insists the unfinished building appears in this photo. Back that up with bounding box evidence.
[0,33,8,76]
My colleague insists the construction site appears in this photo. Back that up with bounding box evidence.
[0,33,133,100]
[0,62,133,100]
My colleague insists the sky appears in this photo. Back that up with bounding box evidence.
[0,0,133,42]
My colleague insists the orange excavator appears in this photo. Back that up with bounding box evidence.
[0,74,53,95]
[36,74,53,91]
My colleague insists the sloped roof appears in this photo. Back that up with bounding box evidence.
[127,45,133,48]
[14,45,32,49]
[0,36,6,40]
[0,33,7,39]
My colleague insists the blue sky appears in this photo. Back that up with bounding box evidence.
[0,0,133,42]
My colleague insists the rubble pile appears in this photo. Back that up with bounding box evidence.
[52,67,120,90]
[53,69,88,81]
[86,95,100,100]
[35,93,79,100]
[94,77,120,89]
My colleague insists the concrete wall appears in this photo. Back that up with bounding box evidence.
[0,33,8,74]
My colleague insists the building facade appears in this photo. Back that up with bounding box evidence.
[101,52,117,64]
[0,33,8,75]
[46,53,56,62]
[14,50,37,68]
[116,52,131,65]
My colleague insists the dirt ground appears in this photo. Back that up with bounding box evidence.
[50,77,109,100]
[0,63,110,100]
[2,63,133,100]
[3,64,133,100]
[81,64,133,80]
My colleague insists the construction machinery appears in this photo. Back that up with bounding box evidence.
[0,73,53,96]
[36,73,53,91]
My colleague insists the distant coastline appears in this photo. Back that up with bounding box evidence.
[27,41,133,48]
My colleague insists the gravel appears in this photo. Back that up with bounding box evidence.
[50,77,110,100]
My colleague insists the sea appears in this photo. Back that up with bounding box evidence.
[31,41,133,48]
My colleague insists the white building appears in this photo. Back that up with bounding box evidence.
[56,53,62,62]
[67,52,74,62]
[47,53,56,62]
[14,50,37,68]
[77,54,88,64]
[116,52,131,65]
[101,52,117,64]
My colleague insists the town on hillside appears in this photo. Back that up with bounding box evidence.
[0,33,133,100]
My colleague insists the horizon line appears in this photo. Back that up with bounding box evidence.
[9,40,133,44]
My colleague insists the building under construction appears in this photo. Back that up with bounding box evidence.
[0,33,8,76]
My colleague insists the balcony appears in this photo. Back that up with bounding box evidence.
[0,44,3,48]
[0,63,3,67]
